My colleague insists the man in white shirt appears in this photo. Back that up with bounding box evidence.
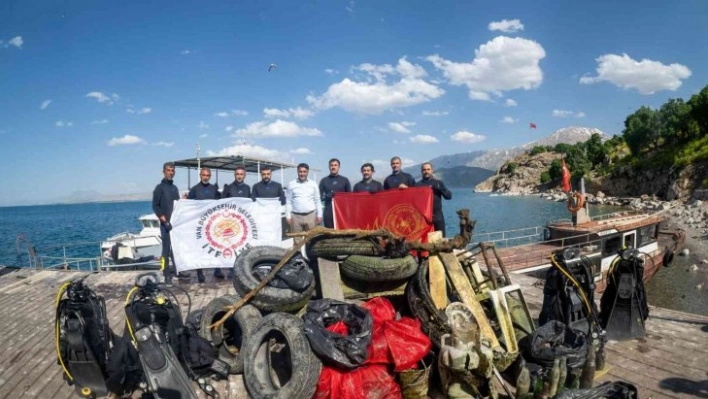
[286,163,323,244]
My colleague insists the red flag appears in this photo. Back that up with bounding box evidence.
[561,158,571,192]
[333,186,434,243]
[529,123,537,129]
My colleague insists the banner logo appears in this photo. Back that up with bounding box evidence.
[196,204,258,258]
[383,204,428,239]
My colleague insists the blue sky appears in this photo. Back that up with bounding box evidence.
[1,0,707,206]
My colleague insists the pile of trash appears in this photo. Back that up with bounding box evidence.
[54,210,643,399]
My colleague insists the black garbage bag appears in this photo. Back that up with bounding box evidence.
[302,299,373,370]
[556,381,638,399]
[252,253,312,291]
[522,320,589,369]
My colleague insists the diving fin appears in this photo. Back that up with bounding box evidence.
[64,315,109,398]
[134,324,198,399]
[600,251,648,341]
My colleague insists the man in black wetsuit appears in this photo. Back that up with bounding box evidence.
[188,167,225,282]
[383,156,416,190]
[251,165,286,205]
[223,165,251,199]
[416,162,452,236]
[152,162,187,285]
[319,158,351,228]
[353,163,384,193]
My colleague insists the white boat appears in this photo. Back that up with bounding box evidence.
[100,214,163,266]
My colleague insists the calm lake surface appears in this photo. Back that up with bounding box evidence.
[0,189,704,315]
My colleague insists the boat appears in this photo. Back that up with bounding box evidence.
[470,196,686,293]
[100,214,163,266]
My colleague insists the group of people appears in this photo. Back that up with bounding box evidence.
[151,156,452,285]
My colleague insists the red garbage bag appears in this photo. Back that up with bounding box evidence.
[362,297,432,371]
[384,317,431,372]
[315,364,402,399]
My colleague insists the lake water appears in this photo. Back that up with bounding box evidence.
[1,189,704,315]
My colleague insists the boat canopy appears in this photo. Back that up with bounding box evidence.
[172,155,320,186]
[173,155,298,173]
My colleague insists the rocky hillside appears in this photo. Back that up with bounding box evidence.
[405,126,609,175]
[474,152,562,193]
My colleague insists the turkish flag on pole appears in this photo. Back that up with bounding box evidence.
[529,123,537,129]
[333,186,434,243]
[561,158,571,192]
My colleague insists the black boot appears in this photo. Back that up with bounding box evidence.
[214,268,225,279]
[197,269,206,283]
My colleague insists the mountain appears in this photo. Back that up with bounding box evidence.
[404,126,609,177]
[433,166,495,188]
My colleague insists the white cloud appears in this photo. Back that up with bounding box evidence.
[180,50,192,55]
[1,36,23,49]
[421,110,449,116]
[427,36,545,101]
[552,109,585,118]
[55,120,73,127]
[504,98,518,107]
[153,141,174,147]
[128,107,152,115]
[214,111,229,117]
[579,53,691,95]
[307,57,444,114]
[410,134,439,144]
[232,109,249,116]
[40,100,51,110]
[198,121,209,129]
[207,143,288,162]
[289,147,312,155]
[107,135,146,146]
[91,119,109,124]
[225,125,234,132]
[450,131,486,144]
[388,121,416,134]
[235,120,323,138]
[325,69,339,75]
[86,91,116,105]
[345,0,355,12]
[500,116,517,124]
[199,133,208,138]
[488,19,524,33]
[263,107,315,120]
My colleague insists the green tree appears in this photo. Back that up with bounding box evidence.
[688,86,708,139]
[540,171,551,184]
[623,106,660,155]
[507,162,518,175]
[548,159,562,180]
[659,98,695,145]
[583,133,606,166]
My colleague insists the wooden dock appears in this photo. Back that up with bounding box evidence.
[0,266,706,399]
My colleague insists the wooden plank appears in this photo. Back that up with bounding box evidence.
[439,252,501,349]
[317,258,344,300]
[427,231,447,310]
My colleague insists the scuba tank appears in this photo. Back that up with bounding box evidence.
[55,276,113,398]
[599,248,649,341]
[124,272,199,399]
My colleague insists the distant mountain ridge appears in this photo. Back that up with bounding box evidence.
[405,126,609,177]
[431,166,495,188]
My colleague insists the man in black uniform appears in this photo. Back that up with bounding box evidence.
[353,163,384,193]
[188,167,224,282]
[223,165,251,198]
[319,158,351,228]
[416,162,452,236]
[383,156,416,190]
[152,161,185,285]
[251,165,286,205]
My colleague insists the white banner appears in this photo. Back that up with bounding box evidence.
[170,198,284,271]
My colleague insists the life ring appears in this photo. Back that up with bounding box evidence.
[567,192,585,213]
[662,249,675,267]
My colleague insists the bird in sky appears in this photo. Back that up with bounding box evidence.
[268,63,278,72]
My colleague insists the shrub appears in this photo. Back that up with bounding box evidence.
[540,171,551,184]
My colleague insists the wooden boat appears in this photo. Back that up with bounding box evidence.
[471,205,685,293]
